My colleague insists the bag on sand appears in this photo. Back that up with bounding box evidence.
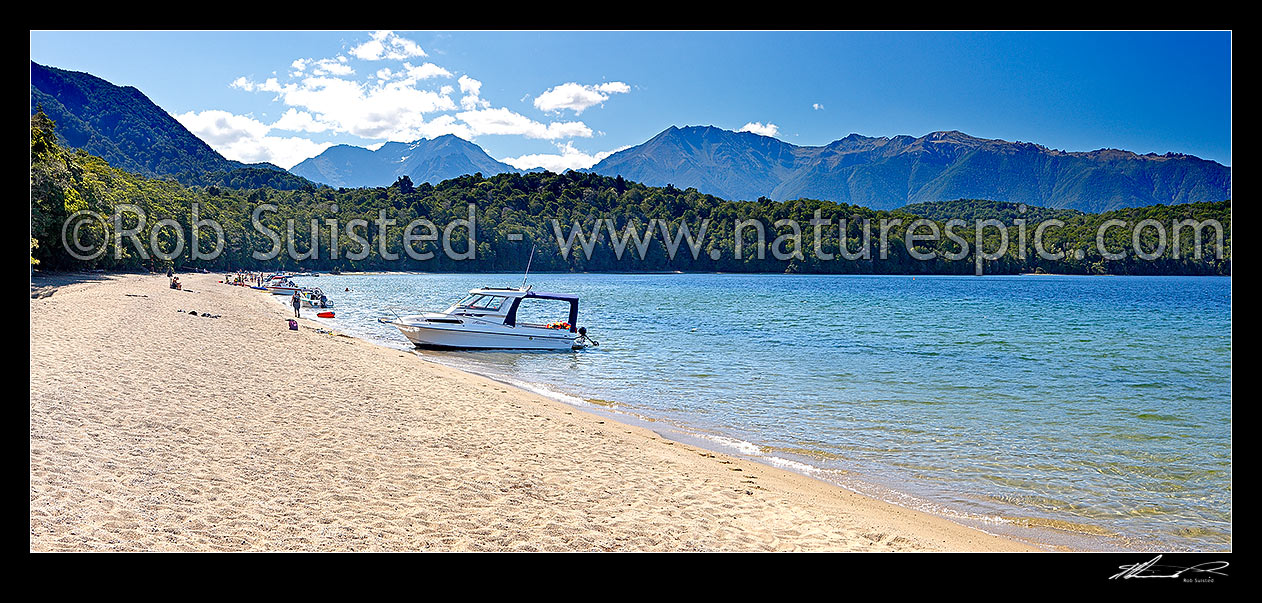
[288,319,298,331]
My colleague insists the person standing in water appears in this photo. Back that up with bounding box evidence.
[291,291,301,318]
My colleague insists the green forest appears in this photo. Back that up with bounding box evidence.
[31,111,1231,276]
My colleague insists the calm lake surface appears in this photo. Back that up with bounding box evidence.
[288,272,1231,550]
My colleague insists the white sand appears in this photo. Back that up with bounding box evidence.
[30,272,1036,551]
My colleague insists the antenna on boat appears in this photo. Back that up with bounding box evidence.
[520,245,535,291]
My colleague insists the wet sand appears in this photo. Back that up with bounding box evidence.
[30,272,1037,551]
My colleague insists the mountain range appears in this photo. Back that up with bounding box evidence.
[289,136,527,188]
[293,125,1230,212]
[586,126,1232,212]
[30,61,1230,212]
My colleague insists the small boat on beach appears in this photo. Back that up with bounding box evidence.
[299,288,334,309]
[267,280,303,295]
[382,287,597,350]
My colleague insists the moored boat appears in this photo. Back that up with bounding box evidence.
[383,287,597,350]
[267,279,302,295]
[299,288,335,308]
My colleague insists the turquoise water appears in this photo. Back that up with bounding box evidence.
[289,273,1231,550]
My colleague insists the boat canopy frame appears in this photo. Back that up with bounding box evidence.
[503,291,578,332]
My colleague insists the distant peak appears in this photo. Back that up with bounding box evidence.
[926,130,976,141]
[674,124,724,134]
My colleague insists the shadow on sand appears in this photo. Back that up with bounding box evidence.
[30,271,135,299]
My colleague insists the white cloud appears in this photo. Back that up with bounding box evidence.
[533,81,630,114]
[400,114,472,141]
[232,69,596,145]
[285,57,352,78]
[458,75,481,96]
[350,30,426,61]
[174,109,333,169]
[402,62,451,81]
[232,74,458,140]
[214,36,606,165]
[230,76,282,93]
[502,142,630,172]
[175,109,269,146]
[456,107,592,140]
[457,75,490,110]
[812,103,824,111]
[739,121,780,137]
[462,96,490,110]
[310,57,353,76]
[271,108,332,134]
[236,136,334,169]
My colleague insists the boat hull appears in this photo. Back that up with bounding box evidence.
[391,321,578,350]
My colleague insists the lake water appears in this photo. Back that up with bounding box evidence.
[286,272,1231,551]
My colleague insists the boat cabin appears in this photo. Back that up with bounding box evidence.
[444,288,579,333]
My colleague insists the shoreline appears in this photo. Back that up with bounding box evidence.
[31,272,1038,551]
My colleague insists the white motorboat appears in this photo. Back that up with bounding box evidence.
[299,288,334,308]
[383,287,597,350]
[267,279,302,295]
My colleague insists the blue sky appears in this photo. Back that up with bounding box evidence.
[30,30,1232,170]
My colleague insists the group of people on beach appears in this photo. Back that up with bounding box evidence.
[224,271,268,287]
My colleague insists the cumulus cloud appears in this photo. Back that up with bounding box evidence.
[174,109,333,169]
[349,30,426,61]
[287,57,353,77]
[175,109,268,146]
[210,31,614,165]
[271,108,332,134]
[230,76,282,93]
[739,121,780,137]
[812,103,824,110]
[232,68,597,144]
[456,107,591,140]
[458,75,481,96]
[230,74,458,140]
[533,81,630,114]
[457,75,490,110]
[402,62,452,81]
[311,57,353,76]
[502,142,630,172]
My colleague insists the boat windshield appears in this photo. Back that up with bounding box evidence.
[455,294,506,311]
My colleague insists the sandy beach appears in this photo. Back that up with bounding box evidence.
[29,272,1037,551]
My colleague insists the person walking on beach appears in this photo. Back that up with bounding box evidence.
[291,291,301,318]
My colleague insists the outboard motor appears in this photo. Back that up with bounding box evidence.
[575,326,599,348]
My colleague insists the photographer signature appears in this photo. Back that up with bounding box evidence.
[1110,555,1229,580]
